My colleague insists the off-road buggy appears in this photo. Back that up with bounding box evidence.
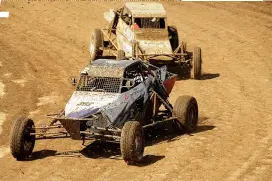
[89,2,202,79]
[10,59,199,164]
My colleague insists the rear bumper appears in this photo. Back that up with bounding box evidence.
[149,55,173,61]
[136,52,190,65]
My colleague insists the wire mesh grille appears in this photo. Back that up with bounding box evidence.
[76,76,122,93]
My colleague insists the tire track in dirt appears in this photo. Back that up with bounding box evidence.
[228,132,272,181]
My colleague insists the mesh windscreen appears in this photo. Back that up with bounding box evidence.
[76,76,122,93]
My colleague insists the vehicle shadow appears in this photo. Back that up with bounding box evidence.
[80,142,165,166]
[166,65,220,80]
[29,142,120,161]
[97,55,116,60]
[194,125,216,134]
[167,65,191,80]
[28,150,57,160]
[29,141,164,166]
[144,117,216,146]
[200,73,220,80]
[129,155,165,167]
[28,117,215,165]
[144,122,179,146]
[80,141,121,159]
[81,141,166,166]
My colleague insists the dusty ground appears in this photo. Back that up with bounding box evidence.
[0,1,272,181]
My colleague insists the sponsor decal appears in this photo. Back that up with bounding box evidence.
[76,102,94,106]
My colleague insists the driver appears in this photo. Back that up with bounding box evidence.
[123,13,132,25]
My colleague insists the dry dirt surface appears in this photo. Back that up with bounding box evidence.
[0,1,272,181]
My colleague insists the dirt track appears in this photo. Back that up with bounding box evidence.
[0,1,272,181]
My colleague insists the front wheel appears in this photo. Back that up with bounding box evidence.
[173,96,198,133]
[190,47,202,79]
[90,29,103,63]
[10,116,35,160]
[120,121,144,165]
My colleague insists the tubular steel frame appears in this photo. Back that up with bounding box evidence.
[100,28,191,64]
[30,90,177,142]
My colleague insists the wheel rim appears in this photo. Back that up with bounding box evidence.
[188,105,197,129]
[135,131,143,159]
[23,125,34,151]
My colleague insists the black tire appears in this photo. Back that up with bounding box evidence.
[116,50,125,60]
[173,96,198,133]
[168,26,179,52]
[10,116,35,160]
[191,47,202,79]
[90,29,103,63]
[120,121,144,164]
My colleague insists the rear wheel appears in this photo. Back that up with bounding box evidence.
[90,29,103,63]
[190,47,202,79]
[10,116,35,160]
[173,96,198,133]
[120,121,144,165]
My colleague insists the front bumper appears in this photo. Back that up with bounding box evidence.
[47,113,113,140]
